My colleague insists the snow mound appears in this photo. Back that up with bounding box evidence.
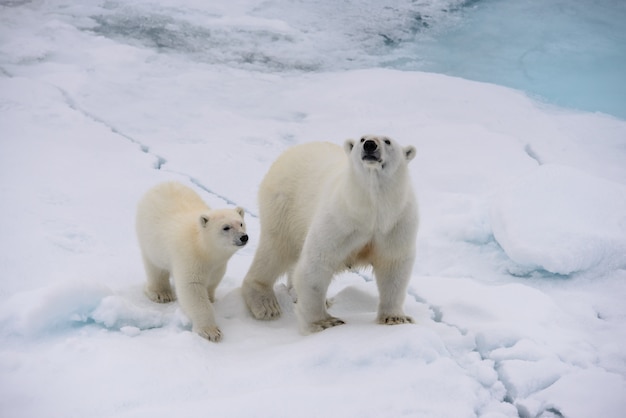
[0,281,167,336]
[91,294,166,331]
[518,368,626,418]
[490,164,626,275]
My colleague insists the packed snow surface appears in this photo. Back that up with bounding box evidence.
[1,1,625,417]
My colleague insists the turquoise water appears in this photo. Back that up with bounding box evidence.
[399,0,626,119]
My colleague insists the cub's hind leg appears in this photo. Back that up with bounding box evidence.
[142,255,175,303]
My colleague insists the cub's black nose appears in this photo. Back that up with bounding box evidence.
[363,139,378,153]
[240,234,249,244]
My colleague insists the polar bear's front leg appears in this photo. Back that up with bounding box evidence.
[374,258,415,326]
[242,279,281,320]
[176,279,222,342]
[242,242,284,320]
[294,258,344,334]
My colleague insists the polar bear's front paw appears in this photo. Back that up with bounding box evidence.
[251,296,281,320]
[145,286,176,303]
[243,284,281,320]
[196,325,222,342]
[308,316,345,333]
[377,314,414,325]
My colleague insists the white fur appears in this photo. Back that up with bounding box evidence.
[242,135,418,334]
[136,181,247,342]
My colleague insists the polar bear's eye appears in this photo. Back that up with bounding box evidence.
[384,139,391,145]
[222,225,231,231]
[360,137,366,143]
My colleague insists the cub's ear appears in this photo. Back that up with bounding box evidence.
[404,145,416,162]
[235,206,245,218]
[199,215,210,228]
[344,139,355,154]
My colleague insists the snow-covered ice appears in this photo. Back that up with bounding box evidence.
[1,1,625,417]
[491,164,626,276]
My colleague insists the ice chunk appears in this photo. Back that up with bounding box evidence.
[120,326,141,337]
[0,281,166,336]
[497,358,571,399]
[90,295,165,331]
[490,164,626,275]
[0,281,112,336]
[518,368,626,418]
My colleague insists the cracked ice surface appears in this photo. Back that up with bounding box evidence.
[1,1,626,417]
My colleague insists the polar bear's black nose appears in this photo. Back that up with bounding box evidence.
[363,139,378,153]
[240,234,249,244]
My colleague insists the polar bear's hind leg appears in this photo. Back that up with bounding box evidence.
[142,255,175,303]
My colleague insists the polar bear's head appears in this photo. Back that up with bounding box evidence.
[199,207,248,251]
[344,135,416,174]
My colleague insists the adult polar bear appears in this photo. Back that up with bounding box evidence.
[242,135,418,334]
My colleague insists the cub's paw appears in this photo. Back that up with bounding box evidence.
[242,284,281,320]
[377,314,414,325]
[308,316,345,333]
[196,325,222,342]
[145,286,176,303]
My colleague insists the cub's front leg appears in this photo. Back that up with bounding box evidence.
[175,274,222,342]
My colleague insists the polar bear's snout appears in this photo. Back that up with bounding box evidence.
[361,138,382,162]
[236,233,249,247]
[364,138,377,151]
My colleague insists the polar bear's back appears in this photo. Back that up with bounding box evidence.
[139,182,208,217]
[258,142,345,248]
[136,182,208,264]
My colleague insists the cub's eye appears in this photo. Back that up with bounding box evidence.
[222,225,231,231]
[240,223,243,227]
[360,137,366,143]
[384,139,391,145]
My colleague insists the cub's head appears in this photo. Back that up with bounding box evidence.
[198,207,248,250]
[344,135,416,173]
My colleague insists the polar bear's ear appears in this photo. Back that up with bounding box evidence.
[235,207,245,218]
[404,146,416,162]
[199,215,210,228]
[344,139,355,154]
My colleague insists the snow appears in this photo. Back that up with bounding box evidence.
[1,1,626,417]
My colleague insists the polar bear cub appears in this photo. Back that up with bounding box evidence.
[136,181,248,342]
[242,135,418,334]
